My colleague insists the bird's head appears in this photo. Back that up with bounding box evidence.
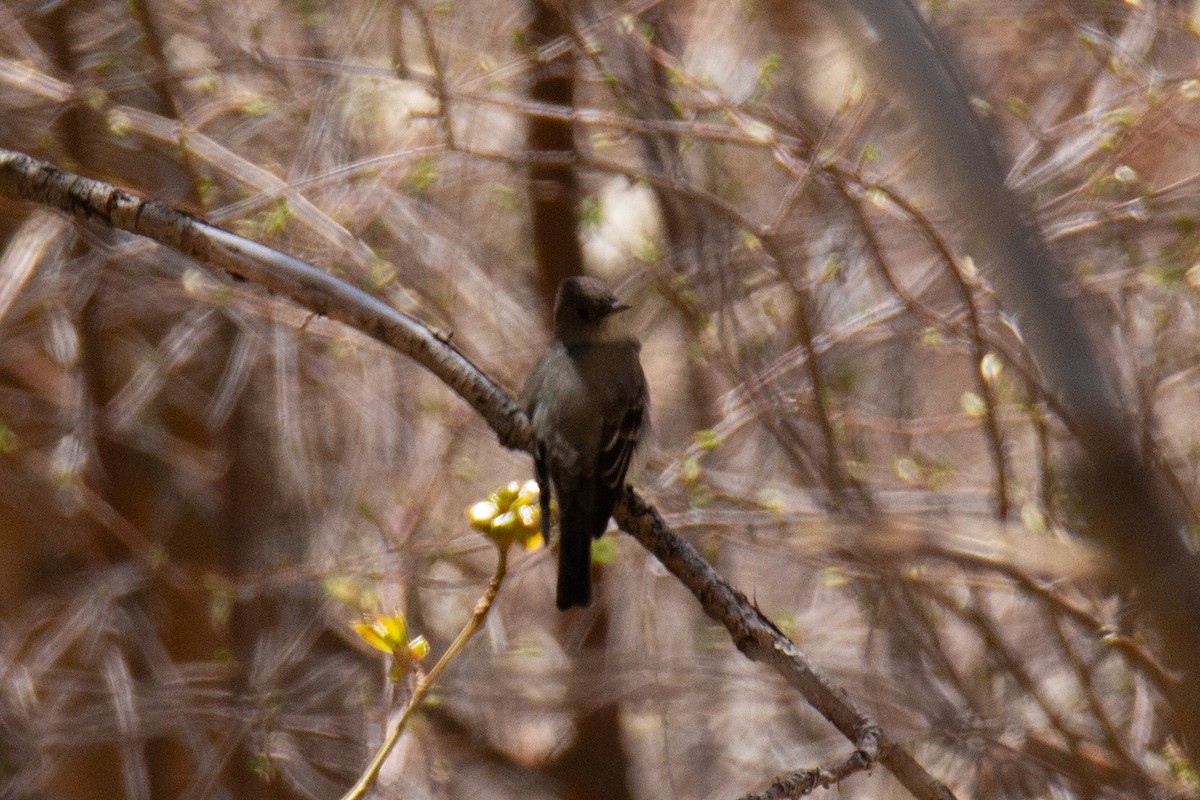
[553,276,631,343]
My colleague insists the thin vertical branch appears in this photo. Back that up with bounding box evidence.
[399,0,455,149]
[341,547,508,800]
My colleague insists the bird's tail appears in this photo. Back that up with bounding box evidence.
[556,508,593,609]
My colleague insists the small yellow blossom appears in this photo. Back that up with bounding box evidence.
[352,611,429,681]
[353,612,408,653]
[468,480,545,551]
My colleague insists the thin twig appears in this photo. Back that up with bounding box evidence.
[399,0,455,150]
[739,747,875,800]
[341,547,508,800]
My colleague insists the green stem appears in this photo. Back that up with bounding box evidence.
[341,547,508,800]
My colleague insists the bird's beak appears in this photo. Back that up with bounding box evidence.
[610,301,631,314]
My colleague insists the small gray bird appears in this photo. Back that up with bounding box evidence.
[520,276,649,609]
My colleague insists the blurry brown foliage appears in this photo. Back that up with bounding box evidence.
[2,1,1200,798]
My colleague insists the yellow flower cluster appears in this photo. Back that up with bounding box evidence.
[467,479,544,552]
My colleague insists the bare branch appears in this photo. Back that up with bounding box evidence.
[739,747,873,800]
[0,148,530,452]
[617,490,955,800]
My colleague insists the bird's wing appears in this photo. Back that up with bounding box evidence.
[521,349,561,544]
[533,441,553,542]
[599,395,646,491]
[586,387,645,539]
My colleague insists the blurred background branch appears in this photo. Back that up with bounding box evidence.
[838,0,1200,762]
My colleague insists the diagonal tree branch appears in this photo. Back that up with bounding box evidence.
[619,491,954,800]
[0,148,528,452]
[0,147,956,800]
[837,0,1200,762]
